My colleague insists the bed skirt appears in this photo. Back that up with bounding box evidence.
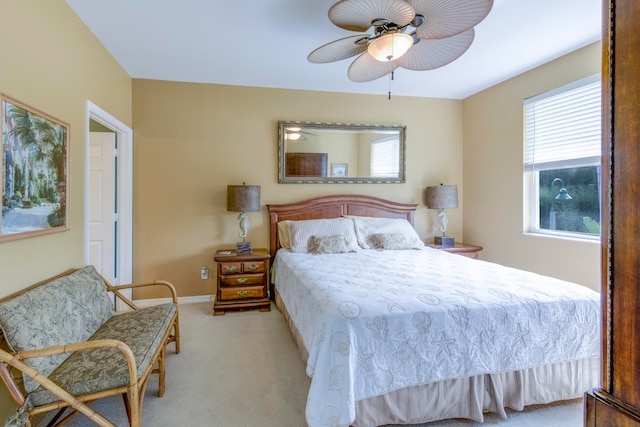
[275,291,599,427]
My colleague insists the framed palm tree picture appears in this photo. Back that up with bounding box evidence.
[1,95,69,242]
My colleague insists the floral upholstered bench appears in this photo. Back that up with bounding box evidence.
[0,265,180,427]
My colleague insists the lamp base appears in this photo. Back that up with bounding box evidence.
[236,241,253,255]
[434,236,455,247]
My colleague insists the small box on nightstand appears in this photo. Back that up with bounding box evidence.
[236,241,252,254]
[434,235,455,247]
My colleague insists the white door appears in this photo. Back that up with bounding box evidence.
[85,101,133,308]
[88,132,116,282]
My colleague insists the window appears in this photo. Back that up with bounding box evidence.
[370,137,399,178]
[524,75,601,238]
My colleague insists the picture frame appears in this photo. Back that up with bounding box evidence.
[331,163,348,177]
[1,95,70,242]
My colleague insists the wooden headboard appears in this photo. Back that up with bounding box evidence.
[266,194,418,258]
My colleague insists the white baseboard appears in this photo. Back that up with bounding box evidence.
[133,294,213,307]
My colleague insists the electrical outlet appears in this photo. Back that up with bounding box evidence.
[201,267,208,280]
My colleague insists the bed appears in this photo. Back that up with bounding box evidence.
[266,194,600,427]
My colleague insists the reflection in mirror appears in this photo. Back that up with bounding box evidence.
[278,121,406,183]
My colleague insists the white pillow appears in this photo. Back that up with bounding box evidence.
[287,218,359,253]
[352,217,424,249]
[277,220,292,249]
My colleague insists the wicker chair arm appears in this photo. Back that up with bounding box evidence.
[106,280,178,310]
[0,340,136,427]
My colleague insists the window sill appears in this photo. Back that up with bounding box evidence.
[523,231,601,244]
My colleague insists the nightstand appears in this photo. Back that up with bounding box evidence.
[425,242,483,259]
[213,248,271,316]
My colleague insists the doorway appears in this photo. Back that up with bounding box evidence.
[84,101,133,304]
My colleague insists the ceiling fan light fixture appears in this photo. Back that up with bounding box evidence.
[367,32,413,62]
[287,133,307,141]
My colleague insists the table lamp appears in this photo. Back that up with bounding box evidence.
[425,183,458,247]
[227,183,260,254]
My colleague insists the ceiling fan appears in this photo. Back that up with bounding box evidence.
[283,126,316,141]
[308,0,494,83]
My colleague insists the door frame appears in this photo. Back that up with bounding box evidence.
[84,100,133,293]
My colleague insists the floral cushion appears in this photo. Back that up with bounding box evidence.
[0,266,114,392]
[309,235,353,254]
[370,233,420,250]
[29,302,176,406]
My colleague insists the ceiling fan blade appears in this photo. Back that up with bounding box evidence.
[348,52,399,82]
[308,35,370,63]
[284,126,317,137]
[408,0,493,39]
[329,0,415,32]
[396,28,474,71]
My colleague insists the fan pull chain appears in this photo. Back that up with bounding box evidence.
[388,71,394,100]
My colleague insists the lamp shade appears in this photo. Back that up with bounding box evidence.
[425,184,458,209]
[227,184,260,212]
[367,32,413,62]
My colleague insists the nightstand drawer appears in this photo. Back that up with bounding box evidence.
[243,261,265,273]
[219,285,266,301]
[219,261,266,275]
[219,262,243,275]
[220,274,265,287]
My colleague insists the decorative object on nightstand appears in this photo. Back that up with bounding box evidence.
[425,242,483,259]
[425,183,458,247]
[213,248,271,315]
[227,183,260,254]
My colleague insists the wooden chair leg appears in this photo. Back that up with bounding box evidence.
[164,317,180,355]
[45,407,71,426]
[158,345,166,397]
[137,371,154,424]
[171,316,180,354]
[127,389,141,427]
[121,393,132,425]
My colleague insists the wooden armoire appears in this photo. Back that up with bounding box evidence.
[583,0,640,425]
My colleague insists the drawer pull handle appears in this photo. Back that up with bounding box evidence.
[237,291,248,297]
[237,278,247,284]
[248,265,259,271]
[225,266,238,273]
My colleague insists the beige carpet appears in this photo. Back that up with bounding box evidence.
[36,302,584,427]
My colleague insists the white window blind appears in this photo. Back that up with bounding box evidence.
[370,137,399,177]
[524,75,601,172]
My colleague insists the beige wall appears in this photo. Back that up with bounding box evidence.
[0,0,132,420]
[132,80,464,298]
[0,1,132,293]
[462,42,601,292]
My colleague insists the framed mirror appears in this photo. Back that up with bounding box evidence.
[278,121,406,184]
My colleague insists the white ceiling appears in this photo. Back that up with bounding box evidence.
[65,0,601,100]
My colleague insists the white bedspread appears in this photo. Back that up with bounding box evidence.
[272,247,600,427]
